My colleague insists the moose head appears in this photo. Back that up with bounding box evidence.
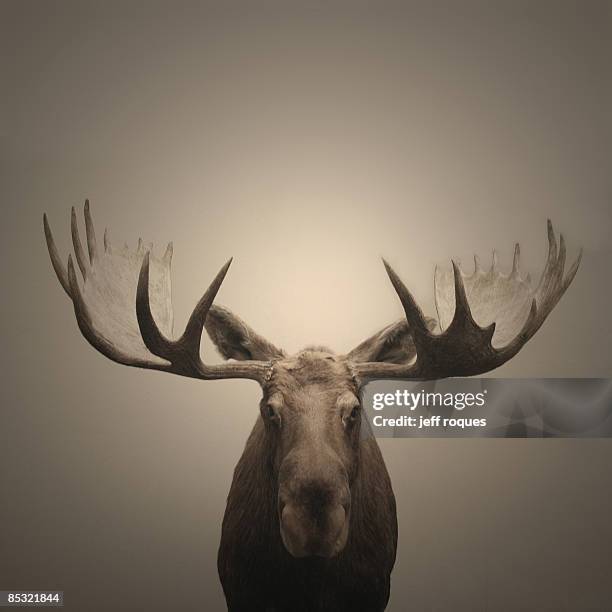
[44,202,580,563]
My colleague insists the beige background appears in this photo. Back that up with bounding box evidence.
[1,1,611,610]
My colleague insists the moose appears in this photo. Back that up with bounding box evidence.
[44,202,580,611]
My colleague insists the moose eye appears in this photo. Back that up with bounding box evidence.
[263,395,283,426]
[263,402,281,425]
[343,403,360,428]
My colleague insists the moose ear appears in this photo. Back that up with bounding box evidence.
[347,317,438,364]
[204,305,285,361]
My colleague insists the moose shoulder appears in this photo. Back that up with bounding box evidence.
[44,202,580,611]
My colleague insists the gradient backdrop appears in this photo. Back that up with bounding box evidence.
[2,2,611,610]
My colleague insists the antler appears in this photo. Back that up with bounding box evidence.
[44,201,271,382]
[355,220,582,381]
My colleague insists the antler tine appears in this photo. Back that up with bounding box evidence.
[563,248,582,291]
[180,258,233,355]
[163,242,173,265]
[136,252,175,358]
[382,259,431,345]
[547,218,557,257]
[84,199,98,263]
[556,233,567,283]
[511,243,520,278]
[43,213,70,296]
[536,219,558,293]
[449,260,474,329]
[71,206,89,280]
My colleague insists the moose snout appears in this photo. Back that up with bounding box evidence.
[278,480,351,559]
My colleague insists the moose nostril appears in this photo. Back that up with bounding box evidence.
[327,504,346,538]
[280,504,310,558]
[339,490,351,512]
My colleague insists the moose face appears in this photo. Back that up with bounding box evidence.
[204,306,427,559]
[262,350,361,558]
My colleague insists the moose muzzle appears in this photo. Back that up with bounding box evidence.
[278,473,351,559]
